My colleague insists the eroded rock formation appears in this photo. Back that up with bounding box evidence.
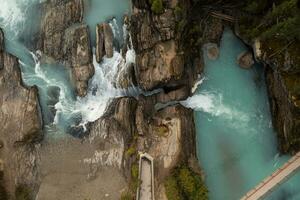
[130,0,201,96]
[0,29,42,199]
[96,23,114,62]
[38,0,94,97]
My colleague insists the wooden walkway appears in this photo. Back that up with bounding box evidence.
[210,12,236,22]
[241,152,300,200]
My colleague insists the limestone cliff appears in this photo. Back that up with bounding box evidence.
[0,29,42,199]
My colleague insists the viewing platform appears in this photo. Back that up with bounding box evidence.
[137,153,155,200]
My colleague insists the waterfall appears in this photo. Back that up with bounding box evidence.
[0,0,44,37]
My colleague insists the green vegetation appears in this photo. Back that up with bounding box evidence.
[149,0,164,14]
[239,0,300,41]
[125,145,136,157]
[164,165,208,200]
[130,163,140,192]
[15,185,32,200]
[154,124,169,137]
[120,191,134,200]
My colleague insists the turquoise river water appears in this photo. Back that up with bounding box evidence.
[185,29,300,200]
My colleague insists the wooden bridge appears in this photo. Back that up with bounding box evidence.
[209,12,236,22]
[241,152,300,200]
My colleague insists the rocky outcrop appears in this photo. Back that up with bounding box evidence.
[136,40,185,90]
[87,92,200,199]
[130,2,197,95]
[88,98,138,170]
[96,23,114,62]
[38,0,94,97]
[134,96,199,200]
[237,51,254,69]
[0,30,42,198]
[252,39,300,154]
[64,25,94,96]
[38,0,83,61]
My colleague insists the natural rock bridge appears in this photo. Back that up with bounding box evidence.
[241,152,300,200]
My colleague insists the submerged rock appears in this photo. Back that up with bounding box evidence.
[205,43,219,60]
[237,51,254,69]
[0,30,42,198]
[96,23,114,62]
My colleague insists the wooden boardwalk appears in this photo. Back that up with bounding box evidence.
[241,152,300,200]
[210,12,236,22]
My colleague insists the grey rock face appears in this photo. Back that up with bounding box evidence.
[96,23,114,62]
[0,31,42,198]
[38,0,94,97]
[88,98,138,168]
[64,25,95,96]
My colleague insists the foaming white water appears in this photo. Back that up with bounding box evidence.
[182,91,250,123]
[75,21,137,125]
[109,18,122,41]
[0,0,44,37]
[29,51,76,126]
[75,53,124,124]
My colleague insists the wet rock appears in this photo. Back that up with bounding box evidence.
[45,86,60,123]
[205,43,219,60]
[155,86,190,103]
[237,51,254,69]
[39,0,94,97]
[0,31,42,197]
[116,63,137,89]
[96,23,114,62]
[64,25,95,96]
[266,68,300,154]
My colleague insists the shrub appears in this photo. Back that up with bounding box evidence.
[149,0,164,14]
[164,165,208,200]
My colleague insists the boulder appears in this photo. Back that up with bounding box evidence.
[96,23,114,62]
[205,43,219,60]
[237,51,254,69]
